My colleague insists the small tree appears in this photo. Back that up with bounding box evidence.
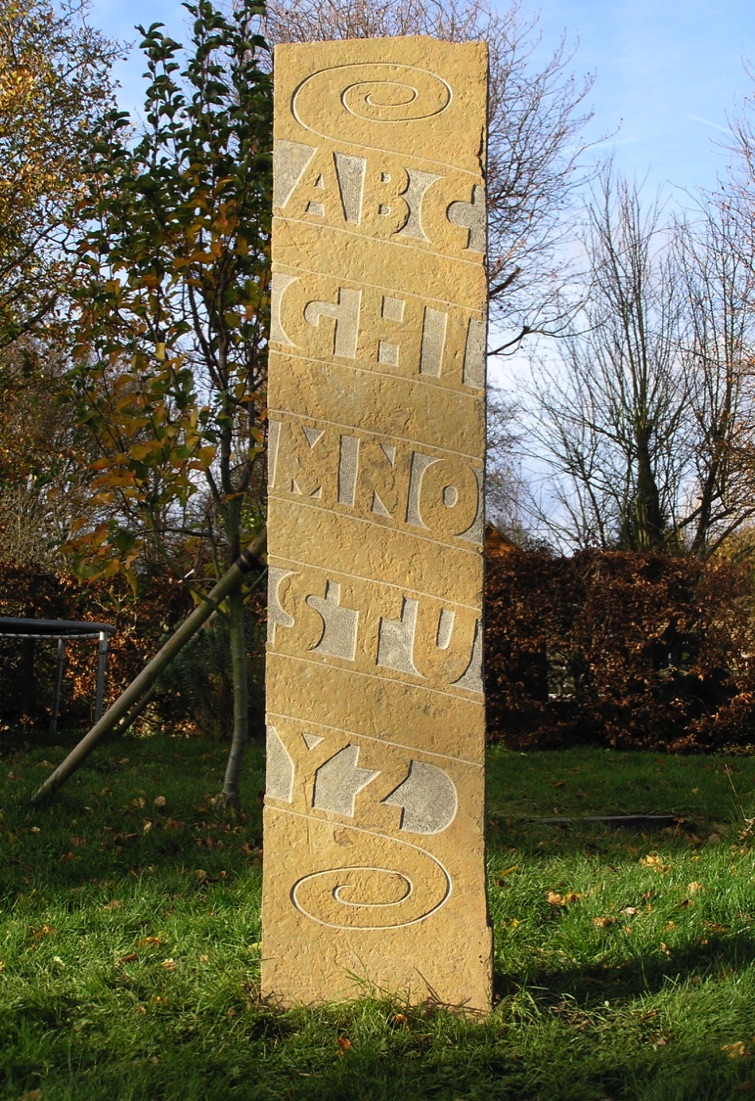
[67,0,272,806]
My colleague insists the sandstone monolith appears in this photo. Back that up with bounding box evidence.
[262,35,491,1011]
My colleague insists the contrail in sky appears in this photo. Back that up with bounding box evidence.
[689,114,734,136]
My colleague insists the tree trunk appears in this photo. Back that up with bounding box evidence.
[633,440,665,551]
[217,583,249,811]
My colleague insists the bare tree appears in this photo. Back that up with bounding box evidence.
[521,159,755,557]
[675,203,755,556]
[264,0,595,352]
[485,385,531,540]
[524,169,689,551]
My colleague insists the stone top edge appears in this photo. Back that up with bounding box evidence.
[273,36,488,55]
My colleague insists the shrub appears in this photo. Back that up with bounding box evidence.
[485,546,755,751]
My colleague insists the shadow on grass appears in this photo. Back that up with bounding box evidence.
[0,738,266,904]
[495,930,755,1004]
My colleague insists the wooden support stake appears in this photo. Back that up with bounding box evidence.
[31,530,266,804]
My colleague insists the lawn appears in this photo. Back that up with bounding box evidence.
[1,734,755,1100]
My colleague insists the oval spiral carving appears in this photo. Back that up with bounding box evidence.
[292,63,452,146]
[291,833,452,930]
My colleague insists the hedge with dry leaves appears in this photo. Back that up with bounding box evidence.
[485,547,755,751]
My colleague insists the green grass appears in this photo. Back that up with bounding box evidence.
[2,735,755,1100]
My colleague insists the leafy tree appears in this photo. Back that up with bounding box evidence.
[0,0,116,343]
[67,0,272,805]
[0,338,91,568]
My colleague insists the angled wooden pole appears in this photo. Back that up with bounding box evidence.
[31,529,267,804]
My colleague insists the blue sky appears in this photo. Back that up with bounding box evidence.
[530,0,755,202]
[87,0,755,203]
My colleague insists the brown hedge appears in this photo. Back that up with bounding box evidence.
[6,546,754,752]
[484,546,755,752]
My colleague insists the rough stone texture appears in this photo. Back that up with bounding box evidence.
[262,36,492,1011]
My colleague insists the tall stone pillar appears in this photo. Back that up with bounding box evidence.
[262,36,491,1011]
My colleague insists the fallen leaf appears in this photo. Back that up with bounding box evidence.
[547,890,583,906]
[118,952,138,963]
[640,854,672,872]
[621,906,640,916]
[660,942,672,957]
[154,795,166,807]
[687,881,705,895]
[161,958,176,970]
[723,1041,749,1058]
[593,916,617,928]
[337,1037,352,1052]
[140,936,162,947]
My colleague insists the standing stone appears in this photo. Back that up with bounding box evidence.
[262,36,492,1011]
